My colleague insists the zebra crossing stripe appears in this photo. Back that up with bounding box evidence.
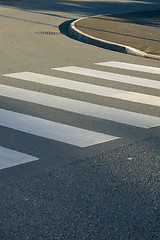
[53,66,160,90]
[0,84,160,128]
[0,109,119,147]
[95,62,160,75]
[3,72,160,107]
[0,146,38,170]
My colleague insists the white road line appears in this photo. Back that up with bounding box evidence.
[0,84,160,128]
[0,109,119,147]
[3,72,160,107]
[0,146,38,170]
[95,61,160,75]
[53,66,160,90]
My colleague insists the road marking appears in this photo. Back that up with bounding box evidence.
[3,72,160,107]
[53,66,160,90]
[95,61,160,75]
[0,109,119,147]
[0,146,38,170]
[0,84,160,128]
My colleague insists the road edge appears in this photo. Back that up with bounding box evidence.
[69,16,160,60]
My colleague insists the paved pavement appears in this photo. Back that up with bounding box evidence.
[71,10,160,59]
[0,1,160,239]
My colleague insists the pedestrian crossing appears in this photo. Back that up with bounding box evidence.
[3,72,160,106]
[0,109,118,148]
[0,146,38,170]
[0,61,160,170]
[0,84,159,128]
[95,61,160,75]
[53,66,160,89]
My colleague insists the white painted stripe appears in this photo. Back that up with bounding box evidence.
[95,61,160,75]
[53,66,160,90]
[0,109,119,147]
[0,84,160,128]
[3,72,160,107]
[0,146,38,170]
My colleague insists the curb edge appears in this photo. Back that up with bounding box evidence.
[69,17,160,60]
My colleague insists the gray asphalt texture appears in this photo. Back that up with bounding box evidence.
[1,136,160,240]
[0,1,160,239]
[75,10,160,56]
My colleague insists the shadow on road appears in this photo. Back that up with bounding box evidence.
[0,0,160,18]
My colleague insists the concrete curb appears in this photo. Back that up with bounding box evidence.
[69,16,160,60]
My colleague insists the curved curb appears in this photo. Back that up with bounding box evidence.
[69,16,160,60]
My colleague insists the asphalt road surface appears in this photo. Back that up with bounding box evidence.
[0,0,160,239]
